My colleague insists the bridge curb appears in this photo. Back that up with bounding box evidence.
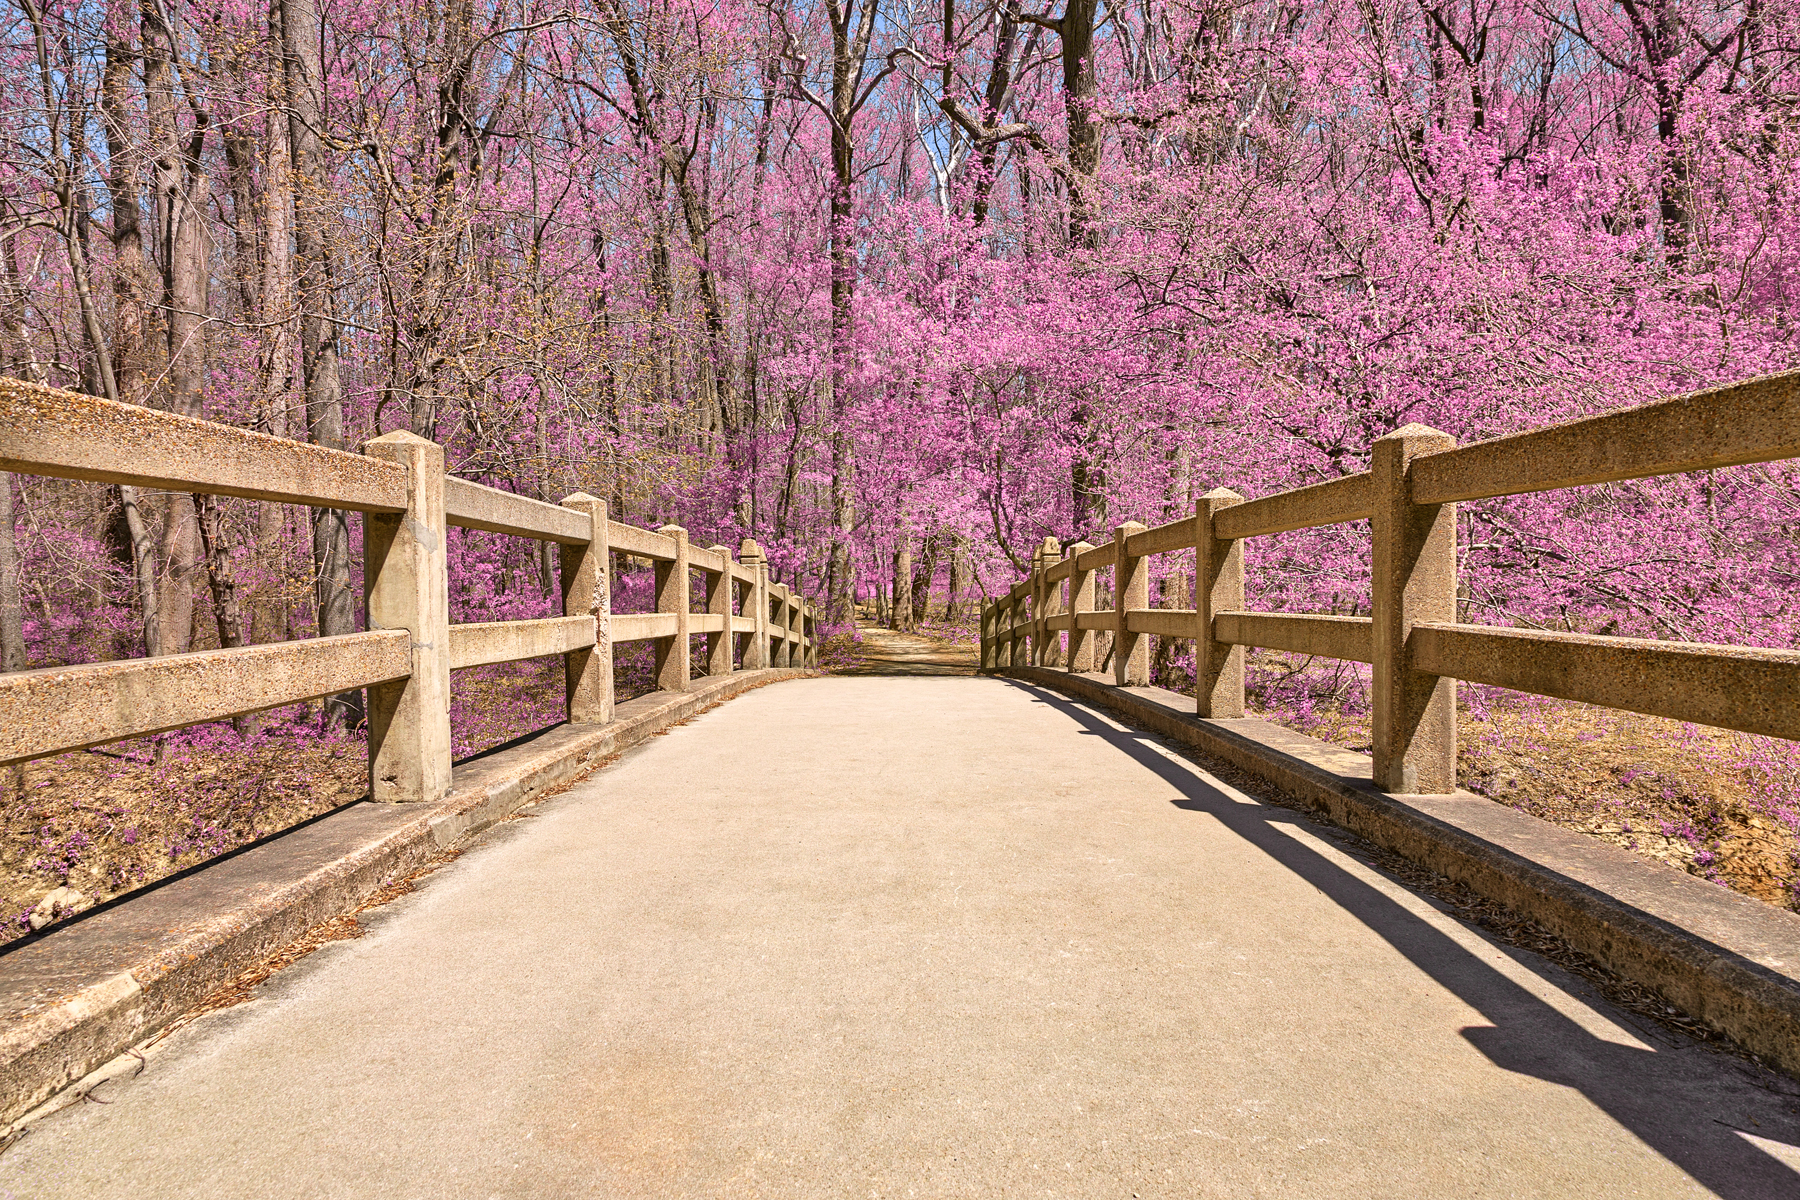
[0,667,814,1128]
[994,666,1800,1077]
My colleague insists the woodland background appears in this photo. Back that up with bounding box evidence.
[3,0,1800,925]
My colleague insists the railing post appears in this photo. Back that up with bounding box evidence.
[1066,542,1095,672]
[1016,588,1028,666]
[1372,424,1459,793]
[994,597,1010,668]
[795,598,807,668]
[706,544,734,677]
[1112,521,1149,686]
[999,595,1010,668]
[785,589,798,668]
[654,525,690,692]
[362,431,451,803]
[986,597,999,667]
[987,598,1000,669]
[772,583,791,667]
[1196,488,1245,718]
[1037,536,1062,668]
[799,597,812,668]
[740,540,768,669]
[559,492,612,725]
[1006,590,1022,667]
[1027,547,1043,667]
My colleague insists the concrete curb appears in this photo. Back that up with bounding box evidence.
[0,668,813,1125]
[995,666,1800,1076]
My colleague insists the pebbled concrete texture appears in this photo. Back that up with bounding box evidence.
[5,676,1800,1198]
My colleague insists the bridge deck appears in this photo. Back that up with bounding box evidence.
[4,673,1797,1197]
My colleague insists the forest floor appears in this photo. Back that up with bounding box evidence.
[0,659,571,943]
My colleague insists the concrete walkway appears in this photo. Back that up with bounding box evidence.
[5,676,1799,1198]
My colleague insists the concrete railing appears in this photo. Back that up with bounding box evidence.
[982,370,1800,794]
[0,379,818,803]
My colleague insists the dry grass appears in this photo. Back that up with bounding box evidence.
[1250,682,1800,911]
[0,733,367,940]
[2,659,576,945]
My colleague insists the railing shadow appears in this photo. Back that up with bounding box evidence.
[1002,678,1800,1198]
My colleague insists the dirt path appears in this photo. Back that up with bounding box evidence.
[832,622,979,676]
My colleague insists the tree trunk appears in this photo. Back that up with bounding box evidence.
[821,0,877,625]
[0,473,21,796]
[196,495,247,651]
[95,17,167,658]
[1055,0,1101,247]
[911,531,939,623]
[146,0,212,656]
[102,13,152,407]
[251,75,296,646]
[892,537,913,631]
[283,0,360,726]
[945,535,967,623]
[0,474,23,674]
[0,204,40,380]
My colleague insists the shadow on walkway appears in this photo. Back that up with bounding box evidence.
[1003,678,1800,1199]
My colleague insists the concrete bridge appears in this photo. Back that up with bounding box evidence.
[4,376,1800,1196]
[2,639,1797,1196]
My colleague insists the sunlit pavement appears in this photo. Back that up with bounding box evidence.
[6,676,1798,1198]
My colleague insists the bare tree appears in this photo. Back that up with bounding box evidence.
[777,0,900,622]
[282,0,359,726]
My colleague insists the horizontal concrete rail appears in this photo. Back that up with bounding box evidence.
[1125,517,1198,558]
[443,478,590,544]
[448,617,596,671]
[1214,473,1371,540]
[1074,542,1117,572]
[0,381,823,883]
[0,632,412,765]
[611,613,679,643]
[0,380,406,512]
[609,524,678,562]
[1411,624,1800,739]
[1074,612,1113,631]
[1217,612,1373,662]
[1044,559,1073,584]
[1126,608,1198,637]
[1411,370,1800,505]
